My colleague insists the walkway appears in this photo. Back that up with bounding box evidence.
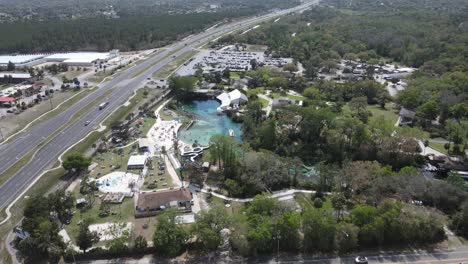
[199,187,325,203]
[257,93,273,116]
[418,140,446,157]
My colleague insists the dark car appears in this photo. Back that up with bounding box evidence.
[355,256,368,264]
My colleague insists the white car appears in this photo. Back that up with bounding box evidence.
[355,256,368,264]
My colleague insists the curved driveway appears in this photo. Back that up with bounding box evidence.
[0,1,317,211]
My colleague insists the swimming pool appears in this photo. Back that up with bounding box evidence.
[96,172,139,193]
[178,99,242,145]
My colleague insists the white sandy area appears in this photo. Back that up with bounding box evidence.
[88,222,133,241]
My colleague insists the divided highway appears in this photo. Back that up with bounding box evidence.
[0,1,318,211]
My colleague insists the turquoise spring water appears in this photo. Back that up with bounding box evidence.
[177,99,243,146]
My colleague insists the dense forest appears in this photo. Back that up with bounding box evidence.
[0,12,246,53]
[0,0,301,53]
[0,0,299,21]
[217,0,468,145]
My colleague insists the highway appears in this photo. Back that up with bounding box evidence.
[0,1,318,212]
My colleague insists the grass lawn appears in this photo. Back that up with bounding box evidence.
[89,144,136,178]
[159,108,174,121]
[65,186,136,243]
[152,50,198,79]
[295,193,332,211]
[230,72,241,79]
[428,142,449,154]
[246,87,265,97]
[136,116,156,136]
[207,195,245,215]
[270,92,305,101]
[367,103,399,124]
[258,98,269,108]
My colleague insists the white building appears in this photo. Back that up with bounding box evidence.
[127,155,148,170]
[45,50,119,66]
[0,54,45,68]
[0,50,120,68]
[216,89,248,112]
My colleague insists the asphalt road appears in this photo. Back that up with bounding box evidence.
[75,246,468,264]
[0,1,318,211]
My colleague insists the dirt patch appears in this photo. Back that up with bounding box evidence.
[133,216,159,242]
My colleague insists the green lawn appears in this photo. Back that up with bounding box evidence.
[367,104,399,123]
[137,116,156,136]
[428,142,449,154]
[208,195,245,215]
[295,193,332,211]
[259,98,269,108]
[89,144,136,178]
[230,72,241,79]
[65,188,136,242]
[246,87,265,97]
[270,92,305,101]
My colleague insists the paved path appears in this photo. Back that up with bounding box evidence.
[418,140,446,157]
[258,93,273,116]
[200,187,324,203]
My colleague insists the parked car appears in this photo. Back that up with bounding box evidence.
[355,256,368,264]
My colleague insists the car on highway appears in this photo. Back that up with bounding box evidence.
[355,256,368,264]
[84,121,91,126]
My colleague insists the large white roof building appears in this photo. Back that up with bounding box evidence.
[216,89,248,112]
[0,55,45,68]
[0,50,120,68]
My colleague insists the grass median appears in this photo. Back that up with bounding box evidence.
[152,50,198,79]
